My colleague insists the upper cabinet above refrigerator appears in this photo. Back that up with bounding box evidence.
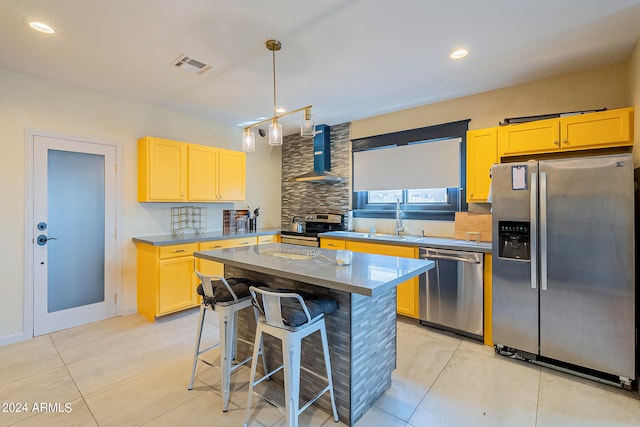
[497,107,633,157]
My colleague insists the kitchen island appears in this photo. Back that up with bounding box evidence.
[194,243,432,426]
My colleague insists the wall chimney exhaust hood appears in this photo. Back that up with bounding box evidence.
[294,124,343,183]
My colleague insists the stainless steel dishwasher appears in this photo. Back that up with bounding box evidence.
[418,247,484,340]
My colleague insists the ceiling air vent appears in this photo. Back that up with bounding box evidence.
[171,54,212,75]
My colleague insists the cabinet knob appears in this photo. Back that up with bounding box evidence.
[553,140,559,146]
[563,139,568,144]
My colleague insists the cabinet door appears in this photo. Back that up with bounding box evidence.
[498,118,560,156]
[188,144,219,201]
[158,256,197,315]
[196,241,225,277]
[347,241,419,318]
[138,137,186,202]
[320,238,346,250]
[218,149,246,201]
[466,128,498,203]
[560,107,633,150]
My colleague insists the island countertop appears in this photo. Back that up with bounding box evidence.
[194,243,433,297]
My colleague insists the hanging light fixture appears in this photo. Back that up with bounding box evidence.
[242,39,315,152]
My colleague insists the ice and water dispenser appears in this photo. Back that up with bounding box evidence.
[498,221,530,260]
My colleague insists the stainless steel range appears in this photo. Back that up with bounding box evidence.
[281,213,345,247]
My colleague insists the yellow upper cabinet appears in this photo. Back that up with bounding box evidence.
[138,137,246,203]
[498,118,560,156]
[187,144,219,201]
[138,137,187,202]
[560,107,633,150]
[498,107,633,157]
[218,148,246,201]
[466,127,498,203]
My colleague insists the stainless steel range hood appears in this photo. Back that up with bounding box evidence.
[294,124,343,183]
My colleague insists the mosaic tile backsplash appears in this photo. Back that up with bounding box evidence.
[281,122,351,227]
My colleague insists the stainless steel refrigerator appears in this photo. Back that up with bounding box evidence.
[491,153,635,388]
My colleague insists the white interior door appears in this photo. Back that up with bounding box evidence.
[32,134,118,335]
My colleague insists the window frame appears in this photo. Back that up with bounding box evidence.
[351,119,469,221]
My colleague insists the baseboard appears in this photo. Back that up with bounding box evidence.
[120,306,138,316]
[0,331,31,348]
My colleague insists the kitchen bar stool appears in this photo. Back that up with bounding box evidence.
[188,272,266,412]
[244,287,339,427]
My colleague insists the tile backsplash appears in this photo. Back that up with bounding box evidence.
[281,122,351,227]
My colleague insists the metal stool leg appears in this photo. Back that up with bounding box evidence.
[220,309,235,412]
[283,335,302,427]
[243,323,265,427]
[320,320,339,422]
[188,304,207,390]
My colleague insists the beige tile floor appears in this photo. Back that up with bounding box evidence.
[1,310,639,427]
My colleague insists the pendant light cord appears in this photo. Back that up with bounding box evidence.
[272,48,277,118]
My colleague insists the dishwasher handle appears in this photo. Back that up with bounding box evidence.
[420,249,482,264]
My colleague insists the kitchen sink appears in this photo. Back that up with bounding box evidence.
[369,233,424,241]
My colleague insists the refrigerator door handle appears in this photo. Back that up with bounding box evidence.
[540,171,548,291]
[530,172,537,289]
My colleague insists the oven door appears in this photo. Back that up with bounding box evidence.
[280,234,319,247]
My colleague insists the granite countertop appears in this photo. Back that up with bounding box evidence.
[132,227,281,246]
[319,231,492,253]
[194,243,433,297]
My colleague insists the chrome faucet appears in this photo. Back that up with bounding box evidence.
[395,199,404,235]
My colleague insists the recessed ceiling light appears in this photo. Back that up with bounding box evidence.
[275,107,286,114]
[450,49,468,60]
[27,21,55,34]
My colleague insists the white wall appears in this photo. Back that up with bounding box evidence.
[350,62,629,139]
[0,68,282,344]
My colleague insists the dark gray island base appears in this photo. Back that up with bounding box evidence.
[194,243,432,426]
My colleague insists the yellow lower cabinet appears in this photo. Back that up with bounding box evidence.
[136,242,199,322]
[320,238,346,250]
[158,256,198,315]
[346,241,419,318]
[196,241,225,277]
[137,235,275,321]
[196,236,258,277]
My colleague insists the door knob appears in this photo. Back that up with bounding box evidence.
[36,235,57,246]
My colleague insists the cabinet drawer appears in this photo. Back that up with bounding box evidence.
[158,243,199,259]
[222,237,257,248]
[199,241,226,251]
[258,234,279,244]
[321,238,346,250]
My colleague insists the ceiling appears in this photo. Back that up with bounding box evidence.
[2,0,640,135]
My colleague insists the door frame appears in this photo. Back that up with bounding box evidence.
[24,129,123,340]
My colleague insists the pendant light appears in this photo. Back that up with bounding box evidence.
[242,39,315,151]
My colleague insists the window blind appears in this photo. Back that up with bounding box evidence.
[352,137,461,191]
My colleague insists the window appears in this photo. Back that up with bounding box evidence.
[351,119,469,221]
[368,189,448,204]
